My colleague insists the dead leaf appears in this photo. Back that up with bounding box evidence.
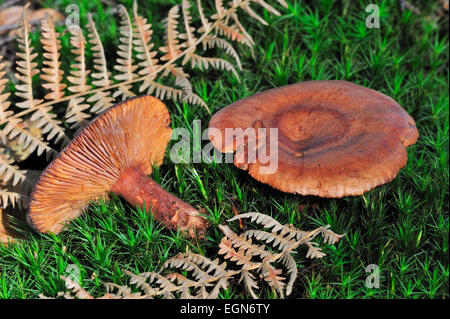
[0,170,41,246]
[29,8,64,23]
[0,5,64,35]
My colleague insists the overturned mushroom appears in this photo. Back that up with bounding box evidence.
[1,208,15,245]
[28,96,208,237]
[208,80,419,198]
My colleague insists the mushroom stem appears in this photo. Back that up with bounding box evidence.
[112,167,208,237]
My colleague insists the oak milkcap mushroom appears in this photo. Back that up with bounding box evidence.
[27,96,208,237]
[208,80,419,198]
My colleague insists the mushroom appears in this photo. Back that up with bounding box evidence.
[208,80,419,198]
[27,96,208,237]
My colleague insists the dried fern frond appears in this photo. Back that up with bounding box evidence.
[241,0,277,26]
[15,5,68,146]
[180,0,197,49]
[230,12,255,47]
[0,114,55,160]
[279,253,297,296]
[48,212,344,299]
[1,55,40,209]
[0,149,27,188]
[0,56,11,124]
[0,172,40,242]
[230,212,345,258]
[201,35,242,70]
[55,276,95,299]
[1,55,55,162]
[239,269,259,298]
[39,275,142,299]
[179,1,239,81]
[186,53,240,82]
[0,191,21,210]
[261,261,286,298]
[14,5,41,110]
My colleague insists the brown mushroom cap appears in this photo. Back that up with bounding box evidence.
[208,80,419,198]
[28,96,172,233]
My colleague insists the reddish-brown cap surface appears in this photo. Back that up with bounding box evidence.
[208,81,419,198]
[28,96,172,233]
